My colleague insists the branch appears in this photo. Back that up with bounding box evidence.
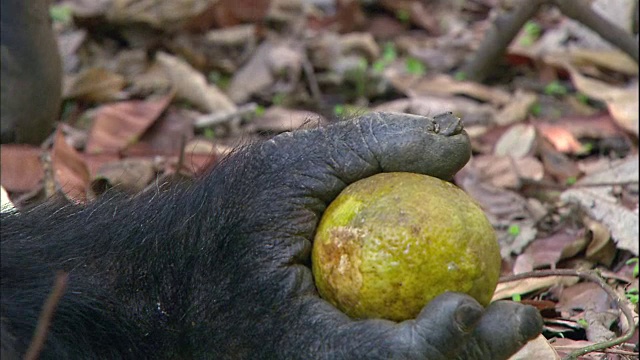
[500,269,638,360]
[553,0,639,63]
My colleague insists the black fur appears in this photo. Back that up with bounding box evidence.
[1,113,542,359]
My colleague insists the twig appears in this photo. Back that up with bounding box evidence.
[553,0,639,63]
[24,271,69,360]
[461,0,639,82]
[499,269,638,360]
[459,0,545,82]
[194,103,258,128]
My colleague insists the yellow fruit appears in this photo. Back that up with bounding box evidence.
[312,172,500,321]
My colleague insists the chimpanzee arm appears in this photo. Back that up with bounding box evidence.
[1,112,542,359]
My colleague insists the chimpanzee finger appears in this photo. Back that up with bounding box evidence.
[453,300,544,360]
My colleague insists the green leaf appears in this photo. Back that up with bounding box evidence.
[405,57,426,76]
[575,92,590,104]
[50,5,73,24]
[565,177,577,186]
[396,9,410,24]
[511,293,522,302]
[508,224,520,236]
[520,21,541,46]
[626,258,639,278]
[382,43,397,62]
[203,128,215,139]
[254,105,265,116]
[529,102,542,116]
[454,71,467,81]
[544,81,568,96]
[577,318,588,328]
[334,104,345,117]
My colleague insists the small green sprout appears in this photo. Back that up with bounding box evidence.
[508,224,521,236]
[544,81,568,96]
[405,57,426,76]
[203,128,215,139]
[512,293,522,302]
[626,288,639,304]
[627,258,639,277]
[575,92,590,104]
[520,21,542,46]
[272,93,286,106]
[454,71,467,81]
[50,5,73,24]
[529,102,542,116]
[396,9,410,24]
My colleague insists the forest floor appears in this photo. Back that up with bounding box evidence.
[1,1,638,359]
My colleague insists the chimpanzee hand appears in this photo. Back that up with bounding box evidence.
[201,111,542,359]
[1,112,542,359]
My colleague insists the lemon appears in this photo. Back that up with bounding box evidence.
[312,172,500,321]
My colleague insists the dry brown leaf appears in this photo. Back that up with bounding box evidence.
[561,155,639,255]
[227,41,304,103]
[583,217,616,266]
[569,48,639,76]
[495,90,537,126]
[507,334,560,360]
[64,67,126,102]
[250,107,325,133]
[52,130,90,203]
[86,93,174,154]
[536,123,585,154]
[470,155,544,189]
[565,63,639,136]
[538,140,582,183]
[156,52,236,113]
[125,108,195,157]
[513,230,583,273]
[493,124,537,158]
[493,276,579,301]
[456,164,537,257]
[107,0,211,29]
[387,72,512,106]
[0,145,44,192]
[91,158,157,196]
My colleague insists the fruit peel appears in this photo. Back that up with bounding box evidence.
[312,172,500,321]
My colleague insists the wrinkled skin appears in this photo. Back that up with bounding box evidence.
[1,112,542,359]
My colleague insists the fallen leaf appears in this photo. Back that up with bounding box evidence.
[513,230,583,273]
[494,124,536,158]
[156,52,236,113]
[250,107,326,133]
[583,217,616,266]
[561,155,639,255]
[470,155,544,189]
[565,63,639,136]
[0,145,44,192]
[64,67,126,102]
[91,158,157,196]
[493,276,579,301]
[536,123,585,154]
[507,334,560,360]
[86,93,174,154]
[495,89,538,126]
[52,130,90,203]
[107,0,211,29]
[387,72,512,106]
